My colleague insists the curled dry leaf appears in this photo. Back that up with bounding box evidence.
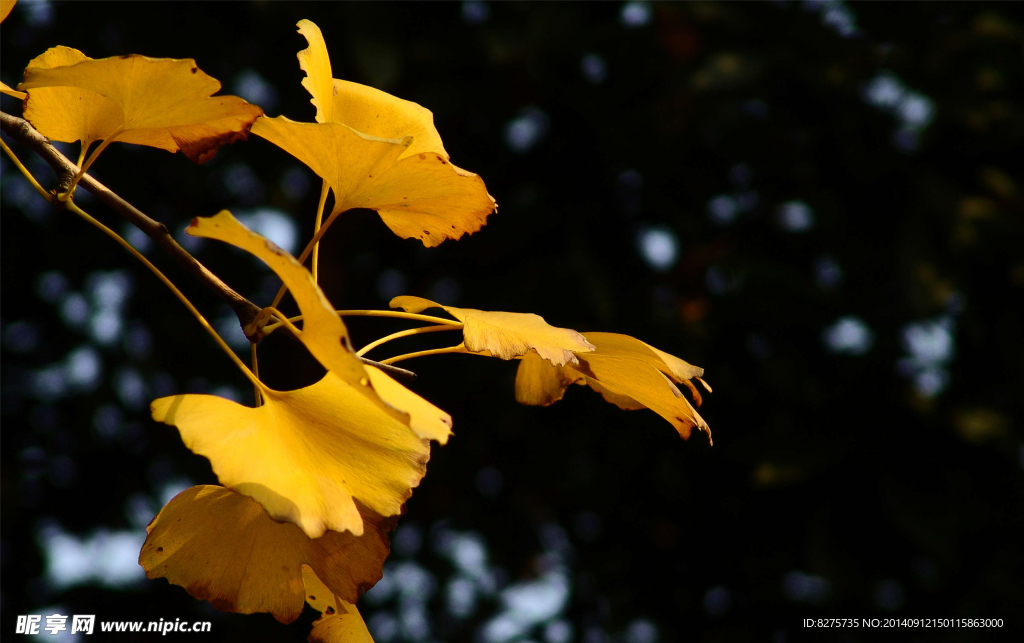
[390,295,595,367]
[515,333,712,442]
[139,485,395,625]
[252,19,495,247]
[303,567,374,643]
[151,370,446,539]
[18,47,262,163]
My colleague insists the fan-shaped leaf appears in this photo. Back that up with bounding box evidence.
[151,370,445,539]
[150,366,444,536]
[187,211,453,442]
[515,333,712,442]
[17,47,120,149]
[295,19,445,160]
[140,486,394,624]
[390,295,594,366]
[19,48,262,162]
[252,116,493,247]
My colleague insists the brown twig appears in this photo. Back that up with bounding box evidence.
[0,110,417,383]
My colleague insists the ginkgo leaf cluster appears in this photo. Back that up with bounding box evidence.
[1,7,712,642]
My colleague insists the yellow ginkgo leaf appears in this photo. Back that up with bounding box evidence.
[140,485,394,624]
[390,296,595,367]
[152,370,446,538]
[1,0,15,23]
[366,365,452,443]
[18,48,262,163]
[188,212,374,400]
[295,19,444,160]
[296,20,336,124]
[576,332,711,405]
[309,609,375,643]
[17,47,121,152]
[188,211,454,441]
[513,347,586,406]
[303,567,375,643]
[252,116,494,247]
[330,78,448,161]
[515,333,712,442]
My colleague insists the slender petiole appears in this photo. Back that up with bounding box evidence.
[65,128,125,196]
[310,181,330,283]
[251,343,263,407]
[336,310,462,325]
[380,345,467,365]
[1,139,50,200]
[357,325,462,357]
[263,309,462,335]
[269,199,340,310]
[63,199,268,393]
[257,305,305,338]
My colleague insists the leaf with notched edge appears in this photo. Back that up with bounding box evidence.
[302,567,375,643]
[252,19,495,247]
[296,19,444,160]
[390,295,595,367]
[253,116,494,248]
[140,486,395,625]
[18,48,262,163]
[515,333,712,442]
[187,211,448,429]
[152,370,447,539]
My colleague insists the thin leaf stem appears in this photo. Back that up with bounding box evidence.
[310,181,330,283]
[357,325,462,357]
[258,305,305,338]
[2,111,260,326]
[263,309,462,335]
[251,343,263,406]
[270,202,340,310]
[68,128,124,194]
[1,139,50,200]
[64,199,268,393]
[338,310,463,325]
[380,345,466,365]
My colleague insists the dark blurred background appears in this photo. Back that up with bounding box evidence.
[2,2,1022,642]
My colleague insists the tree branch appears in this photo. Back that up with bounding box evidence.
[0,110,416,383]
